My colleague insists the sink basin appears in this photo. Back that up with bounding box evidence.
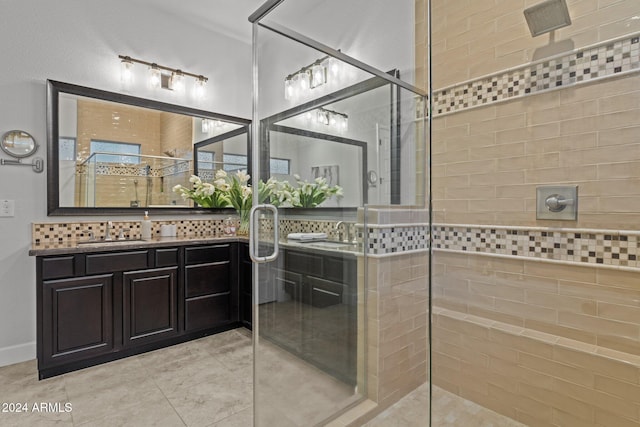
[77,239,144,248]
[304,241,359,251]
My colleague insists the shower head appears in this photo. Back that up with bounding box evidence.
[524,0,572,37]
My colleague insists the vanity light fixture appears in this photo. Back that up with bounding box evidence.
[284,53,342,101]
[118,55,208,100]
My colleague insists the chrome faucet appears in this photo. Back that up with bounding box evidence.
[117,228,131,240]
[334,221,349,243]
[104,221,113,241]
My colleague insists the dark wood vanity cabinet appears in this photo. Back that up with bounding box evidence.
[36,243,241,379]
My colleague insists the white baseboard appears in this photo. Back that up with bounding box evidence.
[0,341,36,367]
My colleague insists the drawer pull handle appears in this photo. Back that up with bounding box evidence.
[313,287,340,297]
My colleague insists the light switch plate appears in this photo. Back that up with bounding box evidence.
[0,199,15,217]
[536,186,577,220]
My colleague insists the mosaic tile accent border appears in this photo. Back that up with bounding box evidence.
[433,224,640,269]
[432,34,640,116]
[75,162,193,178]
[366,225,429,255]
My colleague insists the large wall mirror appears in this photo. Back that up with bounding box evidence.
[256,72,416,209]
[47,80,250,215]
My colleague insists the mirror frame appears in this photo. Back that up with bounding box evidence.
[46,80,251,216]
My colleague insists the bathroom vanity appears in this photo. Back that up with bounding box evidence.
[31,238,247,379]
[30,236,357,382]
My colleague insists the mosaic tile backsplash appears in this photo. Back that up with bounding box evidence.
[432,33,640,116]
[32,219,227,244]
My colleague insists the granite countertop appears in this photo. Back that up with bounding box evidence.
[28,235,247,256]
[29,235,361,257]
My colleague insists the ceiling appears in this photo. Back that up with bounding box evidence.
[129,0,267,43]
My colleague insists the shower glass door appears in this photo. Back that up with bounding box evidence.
[250,23,369,426]
[250,4,429,425]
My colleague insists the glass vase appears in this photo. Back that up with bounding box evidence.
[237,209,250,236]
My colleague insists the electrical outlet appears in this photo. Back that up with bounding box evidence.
[0,200,15,217]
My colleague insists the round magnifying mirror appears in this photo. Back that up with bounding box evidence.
[1,130,38,158]
[367,170,378,185]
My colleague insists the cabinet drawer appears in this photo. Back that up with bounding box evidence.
[185,262,230,298]
[42,256,76,280]
[85,251,149,274]
[155,248,179,267]
[185,245,229,265]
[284,251,323,277]
[308,276,344,308]
[185,294,231,331]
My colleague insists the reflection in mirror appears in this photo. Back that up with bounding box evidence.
[194,127,252,178]
[268,125,366,207]
[261,72,421,208]
[47,80,250,215]
[1,130,38,158]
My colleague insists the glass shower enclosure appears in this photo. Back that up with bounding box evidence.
[249,1,429,425]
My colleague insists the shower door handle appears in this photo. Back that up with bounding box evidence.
[249,204,279,263]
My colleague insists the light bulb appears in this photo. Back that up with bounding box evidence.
[120,57,134,89]
[298,70,309,91]
[340,115,348,132]
[170,70,185,93]
[193,76,207,100]
[284,77,293,100]
[328,58,340,78]
[148,64,161,89]
[330,114,337,127]
[311,62,325,88]
[202,119,211,133]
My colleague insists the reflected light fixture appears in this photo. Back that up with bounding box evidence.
[284,52,342,101]
[201,118,224,134]
[118,55,208,100]
[312,108,348,132]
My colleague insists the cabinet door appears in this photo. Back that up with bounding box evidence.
[123,267,178,347]
[42,274,114,366]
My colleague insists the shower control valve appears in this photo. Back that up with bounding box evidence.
[545,194,574,212]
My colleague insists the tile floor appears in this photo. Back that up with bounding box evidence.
[365,384,525,427]
[0,328,523,426]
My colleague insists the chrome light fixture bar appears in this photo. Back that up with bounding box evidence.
[118,55,208,99]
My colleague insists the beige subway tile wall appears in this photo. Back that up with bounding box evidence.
[423,0,640,425]
[432,73,640,229]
